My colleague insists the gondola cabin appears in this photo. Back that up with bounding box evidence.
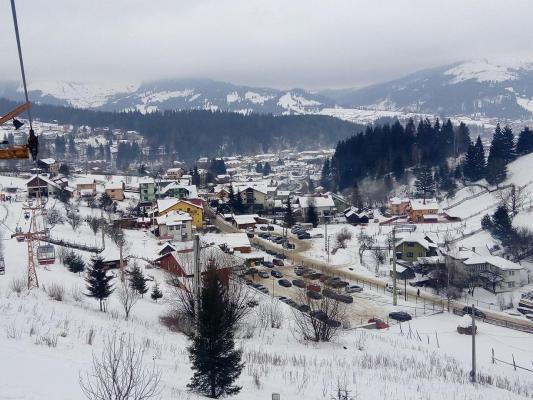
[37,244,55,265]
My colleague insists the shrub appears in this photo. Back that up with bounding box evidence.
[9,277,25,295]
[46,283,65,301]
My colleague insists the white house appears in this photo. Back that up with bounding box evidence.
[296,195,335,220]
[156,211,193,241]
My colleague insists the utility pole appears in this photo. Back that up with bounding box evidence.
[392,227,397,306]
[470,304,477,382]
[193,234,201,335]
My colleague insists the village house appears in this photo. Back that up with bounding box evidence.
[344,206,370,225]
[156,211,193,241]
[389,197,410,215]
[164,167,184,180]
[407,199,439,223]
[158,182,198,200]
[157,198,204,229]
[36,158,59,175]
[105,182,125,201]
[139,178,155,203]
[76,178,97,197]
[296,194,336,221]
[231,214,258,230]
[203,232,252,254]
[395,233,438,263]
[26,175,62,198]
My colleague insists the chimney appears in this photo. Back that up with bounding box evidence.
[471,247,476,253]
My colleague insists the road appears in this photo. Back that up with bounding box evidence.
[207,207,533,331]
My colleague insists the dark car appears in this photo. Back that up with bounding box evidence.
[256,285,269,294]
[322,288,337,299]
[258,271,270,279]
[245,267,258,275]
[284,242,296,250]
[291,226,302,234]
[272,259,284,267]
[292,279,306,288]
[271,270,283,278]
[309,272,322,280]
[260,226,269,231]
[298,232,311,240]
[297,304,311,313]
[462,306,486,319]
[325,319,342,328]
[294,268,305,276]
[388,311,412,322]
[307,290,323,300]
[278,279,292,288]
[310,310,328,320]
[262,261,274,268]
[247,299,259,308]
[336,294,353,304]
[267,225,275,231]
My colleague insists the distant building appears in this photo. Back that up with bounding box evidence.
[36,158,59,175]
[407,199,439,223]
[105,182,125,201]
[156,211,193,241]
[139,178,155,203]
[389,197,410,215]
[26,175,61,198]
[296,195,336,220]
[231,214,258,230]
[76,178,96,197]
[344,207,370,225]
[157,198,204,229]
[395,234,438,263]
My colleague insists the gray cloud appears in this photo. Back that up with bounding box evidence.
[1,0,532,90]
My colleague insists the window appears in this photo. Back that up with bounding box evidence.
[507,281,515,288]
[407,243,414,247]
[406,252,414,258]
[508,270,515,276]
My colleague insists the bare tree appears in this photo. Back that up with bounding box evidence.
[79,332,161,400]
[45,207,65,229]
[496,184,528,217]
[335,227,353,250]
[256,298,283,331]
[292,290,346,342]
[357,229,374,263]
[107,224,129,282]
[118,281,140,320]
[371,248,386,274]
[67,211,82,231]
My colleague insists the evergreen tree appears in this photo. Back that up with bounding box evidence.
[59,163,70,176]
[491,205,513,241]
[383,174,393,194]
[227,185,236,211]
[501,125,516,163]
[129,264,148,297]
[456,122,471,154]
[188,265,243,398]
[414,167,435,201]
[283,197,295,228]
[67,253,85,275]
[486,126,508,185]
[392,155,404,182]
[320,158,332,190]
[234,189,244,214]
[262,162,271,176]
[191,166,201,186]
[351,181,363,209]
[306,198,319,227]
[307,177,315,194]
[150,281,163,302]
[99,192,113,209]
[68,135,78,157]
[463,136,485,181]
[85,256,114,312]
[54,135,66,156]
[516,126,533,155]
[255,162,263,174]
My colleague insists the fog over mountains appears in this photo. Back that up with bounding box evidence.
[2,59,533,122]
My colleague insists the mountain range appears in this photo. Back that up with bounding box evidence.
[2,59,533,123]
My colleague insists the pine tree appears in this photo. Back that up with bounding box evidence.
[516,127,533,155]
[392,155,404,182]
[501,125,516,163]
[129,264,148,297]
[383,174,393,193]
[67,253,85,275]
[307,177,315,194]
[85,256,114,312]
[463,136,485,181]
[262,162,271,176]
[283,197,295,228]
[150,281,163,303]
[456,122,471,154]
[191,166,201,186]
[486,157,506,185]
[486,125,508,185]
[414,167,435,202]
[188,265,243,398]
[320,158,332,190]
[351,181,363,209]
[306,198,319,227]
[227,184,236,210]
[491,205,513,241]
[255,162,263,174]
[99,192,113,208]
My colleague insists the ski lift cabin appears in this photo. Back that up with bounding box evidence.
[37,244,55,265]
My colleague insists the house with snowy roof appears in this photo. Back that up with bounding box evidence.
[156,198,204,229]
[296,195,336,220]
[407,199,439,223]
[395,233,438,263]
[156,211,193,241]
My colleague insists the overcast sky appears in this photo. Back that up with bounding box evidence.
[1,0,532,90]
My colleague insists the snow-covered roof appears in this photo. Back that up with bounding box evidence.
[203,232,251,250]
[396,234,433,250]
[156,210,192,226]
[38,158,56,165]
[159,183,198,198]
[409,199,439,211]
[232,214,258,225]
[464,255,523,271]
[390,197,409,205]
[297,195,335,209]
[105,182,124,190]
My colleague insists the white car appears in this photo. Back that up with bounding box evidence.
[345,285,363,293]
[385,286,402,295]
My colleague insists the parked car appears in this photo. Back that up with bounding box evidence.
[310,272,323,280]
[325,319,341,327]
[297,304,311,313]
[312,233,324,238]
[267,225,275,231]
[322,288,337,299]
[291,226,302,234]
[278,279,292,288]
[388,311,412,322]
[307,283,321,292]
[336,294,353,304]
[345,285,363,293]
[307,290,323,300]
[462,306,486,319]
[368,318,389,329]
[284,242,296,250]
[272,258,284,267]
[245,267,258,275]
[258,271,270,279]
[294,268,305,276]
[260,226,268,231]
[292,279,306,288]
[246,232,254,238]
[330,280,349,288]
[262,261,274,268]
[271,270,283,278]
[298,232,311,240]
[258,286,269,294]
[319,275,331,283]
[310,310,328,320]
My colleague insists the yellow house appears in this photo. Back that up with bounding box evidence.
[157,198,204,229]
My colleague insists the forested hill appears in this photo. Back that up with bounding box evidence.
[0,98,362,160]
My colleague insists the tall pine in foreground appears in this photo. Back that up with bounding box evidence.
[284,197,295,228]
[516,127,533,155]
[150,280,163,302]
[85,256,114,312]
[486,124,514,185]
[188,265,243,398]
[129,264,148,297]
[414,167,435,202]
[463,136,485,182]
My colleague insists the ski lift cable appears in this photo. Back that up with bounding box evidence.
[10,0,32,130]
